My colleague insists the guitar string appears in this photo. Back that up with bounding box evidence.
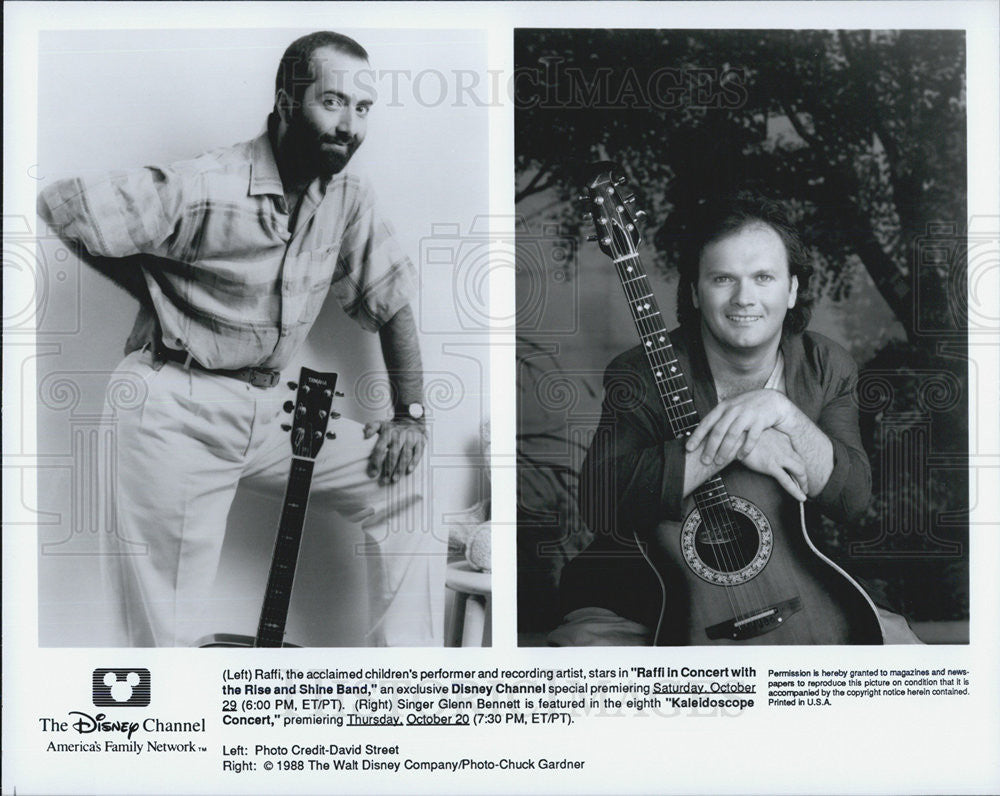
[611,247,753,623]
[613,243,774,625]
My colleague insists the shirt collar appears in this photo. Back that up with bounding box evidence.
[675,323,805,411]
[249,130,285,198]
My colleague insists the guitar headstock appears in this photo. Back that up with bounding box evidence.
[581,161,644,260]
[281,367,341,460]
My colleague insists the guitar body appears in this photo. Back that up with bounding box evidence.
[644,462,883,645]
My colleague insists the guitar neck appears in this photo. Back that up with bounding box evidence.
[255,456,316,647]
[611,252,699,436]
[610,252,731,515]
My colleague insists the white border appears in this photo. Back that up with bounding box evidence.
[5,2,999,794]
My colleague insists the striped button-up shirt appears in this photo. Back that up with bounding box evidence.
[37,131,416,370]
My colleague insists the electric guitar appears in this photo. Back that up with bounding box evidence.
[582,162,883,645]
[197,367,342,648]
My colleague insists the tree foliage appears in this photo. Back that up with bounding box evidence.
[515,29,967,342]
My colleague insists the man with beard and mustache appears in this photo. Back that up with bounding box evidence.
[37,32,442,647]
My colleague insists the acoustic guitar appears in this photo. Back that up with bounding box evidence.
[582,162,883,645]
[197,367,341,648]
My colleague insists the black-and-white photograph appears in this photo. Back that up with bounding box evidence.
[515,28,971,646]
[29,27,492,648]
[4,4,999,795]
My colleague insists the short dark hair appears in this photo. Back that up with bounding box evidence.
[676,191,814,334]
[273,31,369,112]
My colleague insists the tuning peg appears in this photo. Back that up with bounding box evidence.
[586,234,598,242]
[577,193,589,201]
[331,411,341,420]
[623,195,636,204]
[635,210,647,218]
[283,401,294,413]
[281,423,291,432]
[313,431,323,439]
[287,381,298,390]
[615,176,627,186]
[326,431,337,440]
[335,391,344,398]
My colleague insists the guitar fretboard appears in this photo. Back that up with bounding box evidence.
[610,250,735,523]
[255,456,315,647]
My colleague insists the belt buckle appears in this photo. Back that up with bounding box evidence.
[248,368,279,389]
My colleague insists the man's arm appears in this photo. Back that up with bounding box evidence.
[683,340,871,520]
[37,168,195,309]
[776,409,834,497]
[684,388,830,497]
[364,304,426,485]
[37,168,189,259]
[684,428,809,502]
[808,354,871,523]
[578,360,691,542]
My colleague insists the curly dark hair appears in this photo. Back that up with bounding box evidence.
[272,31,369,114]
[675,192,814,334]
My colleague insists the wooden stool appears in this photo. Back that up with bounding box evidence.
[445,561,491,647]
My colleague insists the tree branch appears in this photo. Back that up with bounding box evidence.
[515,178,559,203]
[516,162,557,204]
[779,99,822,150]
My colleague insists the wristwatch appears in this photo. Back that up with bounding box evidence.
[394,402,425,422]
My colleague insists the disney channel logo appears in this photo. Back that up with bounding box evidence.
[93,668,150,707]
[67,711,141,739]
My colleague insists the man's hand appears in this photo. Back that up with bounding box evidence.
[364,418,426,485]
[685,388,797,466]
[737,427,808,502]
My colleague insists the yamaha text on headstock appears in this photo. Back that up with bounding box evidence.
[581,162,882,645]
[197,367,342,648]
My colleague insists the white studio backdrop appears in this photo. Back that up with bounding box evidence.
[33,27,491,646]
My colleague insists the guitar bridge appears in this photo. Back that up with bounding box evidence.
[705,597,802,640]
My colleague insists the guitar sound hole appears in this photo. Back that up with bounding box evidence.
[694,511,760,573]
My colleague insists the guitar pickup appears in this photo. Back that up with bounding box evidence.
[705,597,802,641]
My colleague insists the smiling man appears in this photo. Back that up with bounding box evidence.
[551,192,888,646]
[37,31,441,647]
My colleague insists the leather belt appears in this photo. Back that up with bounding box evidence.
[157,346,281,389]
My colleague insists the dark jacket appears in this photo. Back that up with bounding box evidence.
[560,325,872,629]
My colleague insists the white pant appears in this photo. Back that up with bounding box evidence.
[100,349,445,647]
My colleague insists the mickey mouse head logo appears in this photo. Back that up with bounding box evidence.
[93,668,150,707]
[104,670,141,702]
